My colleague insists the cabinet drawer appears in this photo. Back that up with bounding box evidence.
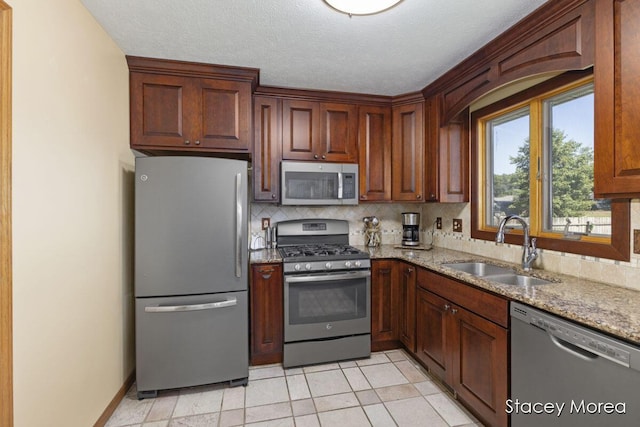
[417,268,508,327]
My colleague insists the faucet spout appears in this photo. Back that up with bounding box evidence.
[495,215,538,271]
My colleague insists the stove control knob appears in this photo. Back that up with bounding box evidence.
[345,261,352,268]
[325,262,332,269]
[294,264,301,271]
[354,261,362,267]
[305,263,312,270]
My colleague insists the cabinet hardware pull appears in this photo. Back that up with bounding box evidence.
[314,154,319,159]
[195,140,201,145]
[322,154,326,159]
[185,140,190,145]
[444,304,451,311]
[271,194,276,199]
[416,194,422,199]
[261,273,272,279]
[451,308,458,314]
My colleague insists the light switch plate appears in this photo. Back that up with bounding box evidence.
[453,218,462,233]
[262,218,271,230]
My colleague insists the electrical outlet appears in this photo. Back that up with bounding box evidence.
[261,218,271,230]
[452,218,463,233]
[634,230,640,254]
[436,217,442,229]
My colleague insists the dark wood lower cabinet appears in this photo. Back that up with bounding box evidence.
[398,262,417,353]
[371,260,399,351]
[416,269,509,427]
[250,263,283,365]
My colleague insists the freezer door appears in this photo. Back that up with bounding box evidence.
[136,292,249,393]
[135,157,248,297]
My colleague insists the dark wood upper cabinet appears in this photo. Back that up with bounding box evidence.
[281,100,358,162]
[253,96,281,202]
[392,100,424,202]
[423,0,595,126]
[127,56,258,155]
[359,105,392,202]
[594,0,640,198]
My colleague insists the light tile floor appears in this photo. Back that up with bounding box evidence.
[106,349,484,427]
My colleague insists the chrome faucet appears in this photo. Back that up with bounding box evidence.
[495,215,538,271]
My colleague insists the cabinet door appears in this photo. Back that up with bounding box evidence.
[415,288,449,382]
[250,263,284,365]
[398,263,416,352]
[130,73,195,148]
[319,102,358,162]
[392,102,424,201]
[438,110,469,203]
[371,260,399,350]
[359,105,392,201]
[253,96,281,202]
[449,305,508,427]
[197,78,252,151]
[282,99,320,160]
[594,0,640,197]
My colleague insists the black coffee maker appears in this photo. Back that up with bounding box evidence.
[402,212,420,246]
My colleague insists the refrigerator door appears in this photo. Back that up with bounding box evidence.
[135,291,249,394]
[135,157,248,297]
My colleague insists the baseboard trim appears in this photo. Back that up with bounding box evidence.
[93,371,135,427]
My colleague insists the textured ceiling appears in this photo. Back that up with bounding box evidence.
[80,0,547,96]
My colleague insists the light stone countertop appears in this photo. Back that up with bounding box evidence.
[249,245,640,345]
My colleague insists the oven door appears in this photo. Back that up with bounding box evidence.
[284,270,370,342]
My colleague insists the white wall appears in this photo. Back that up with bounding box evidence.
[11,0,133,425]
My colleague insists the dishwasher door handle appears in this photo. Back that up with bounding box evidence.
[548,332,599,362]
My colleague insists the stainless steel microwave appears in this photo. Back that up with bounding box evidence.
[281,161,358,205]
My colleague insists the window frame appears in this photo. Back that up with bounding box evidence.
[471,70,630,261]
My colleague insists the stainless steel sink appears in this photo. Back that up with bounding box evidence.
[442,262,552,286]
[442,262,512,277]
[485,273,551,286]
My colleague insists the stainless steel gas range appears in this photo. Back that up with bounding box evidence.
[277,219,371,368]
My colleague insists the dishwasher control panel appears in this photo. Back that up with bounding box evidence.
[511,302,639,370]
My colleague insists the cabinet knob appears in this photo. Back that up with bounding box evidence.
[184,140,190,145]
[314,154,319,159]
[451,308,458,314]
[444,304,451,311]
[416,194,422,200]
[360,195,367,200]
[430,193,436,199]
[271,193,276,199]
[195,140,201,145]
[322,155,326,159]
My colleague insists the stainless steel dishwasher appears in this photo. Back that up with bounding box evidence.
[510,302,640,427]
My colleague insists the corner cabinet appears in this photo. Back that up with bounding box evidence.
[392,100,424,202]
[250,263,283,365]
[594,0,640,198]
[416,268,508,427]
[127,56,258,155]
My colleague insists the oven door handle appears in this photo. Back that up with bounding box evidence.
[285,270,371,283]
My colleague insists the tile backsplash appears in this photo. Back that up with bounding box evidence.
[251,199,640,293]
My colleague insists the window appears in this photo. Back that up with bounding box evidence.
[471,73,629,261]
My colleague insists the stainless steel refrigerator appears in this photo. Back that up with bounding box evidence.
[134,156,249,399]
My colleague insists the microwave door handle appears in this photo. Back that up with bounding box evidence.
[338,172,344,199]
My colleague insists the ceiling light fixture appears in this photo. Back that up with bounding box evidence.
[323,0,404,16]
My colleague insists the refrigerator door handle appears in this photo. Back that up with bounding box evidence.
[235,172,242,278]
[144,297,238,313]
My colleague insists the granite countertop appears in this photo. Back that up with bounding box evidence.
[250,245,640,345]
